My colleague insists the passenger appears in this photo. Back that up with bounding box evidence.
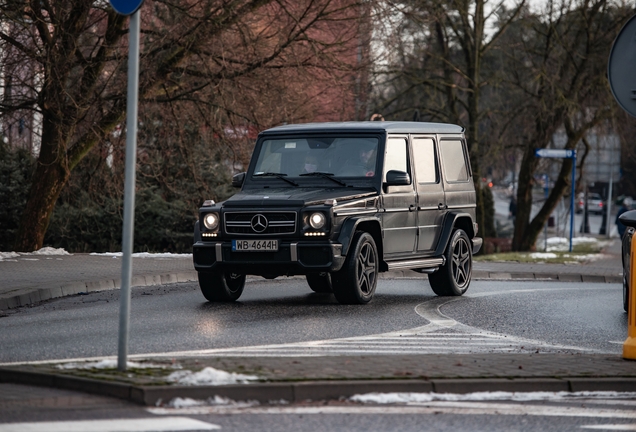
[302,154,318,173]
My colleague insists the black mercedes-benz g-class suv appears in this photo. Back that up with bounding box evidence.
[193,121,482,304]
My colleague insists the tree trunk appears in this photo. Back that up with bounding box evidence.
[13,162,70,252]
[13,108,72,252]
[512,145,538,251]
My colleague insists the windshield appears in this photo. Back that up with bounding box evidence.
[252,136,379,179]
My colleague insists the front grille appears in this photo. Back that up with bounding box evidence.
[225,211,296,235]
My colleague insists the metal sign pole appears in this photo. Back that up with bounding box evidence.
[117,9,141,372]
[534,149,576,252]
[569,153,576,252]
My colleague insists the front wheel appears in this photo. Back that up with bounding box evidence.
[198,269,245,302]
[332,232,378,304]
[429,229,472,296]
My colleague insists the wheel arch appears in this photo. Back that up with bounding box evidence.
[338,217,384,270]
[434,212,475,256]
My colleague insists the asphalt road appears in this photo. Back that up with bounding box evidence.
[0,278,632,432]
[0,278,626,364]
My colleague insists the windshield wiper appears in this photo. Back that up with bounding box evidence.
[253,172,298,186]
[299,171,347,186]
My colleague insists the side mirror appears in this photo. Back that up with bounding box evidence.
[232,172,246,188]
[385,170,411,186]
[619,210,636,228]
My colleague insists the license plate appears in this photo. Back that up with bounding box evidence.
[232,239,279,252]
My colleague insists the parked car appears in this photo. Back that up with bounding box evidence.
[575,192,605,215]
[620,210,636,313]
[192,121,483,304]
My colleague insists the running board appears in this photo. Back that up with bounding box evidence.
[386,257,445,271]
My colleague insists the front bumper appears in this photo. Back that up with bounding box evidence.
[472,237,483,254]
[193,240,345,276]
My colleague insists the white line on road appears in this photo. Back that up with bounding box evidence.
[147,401,636,419]
[0,417,220,432]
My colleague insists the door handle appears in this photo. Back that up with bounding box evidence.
[438,203,447,210]
[409,205,416,212]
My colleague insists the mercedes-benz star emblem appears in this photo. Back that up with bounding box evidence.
[251,214,268,233]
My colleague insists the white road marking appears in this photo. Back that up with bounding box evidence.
[0,286,605,366]
[581,425,636,430]
[125,296,594,357]
[147,401,636,418]
[0,417,220,432]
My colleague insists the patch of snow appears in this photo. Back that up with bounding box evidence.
[529,252,557,259]
[1,248,71,261]
[0,252,20,261]
[29,247,71,256]
[167,397,208,408]
[167,396,239,408]
[350,391,636,404]
[56,359,170,370]
[167,367,259,386]
[90,252,192,258]
[546,236,609,252]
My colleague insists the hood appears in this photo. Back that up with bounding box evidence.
[222,188,377,207]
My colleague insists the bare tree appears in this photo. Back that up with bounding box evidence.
[370,0,525,236]
[502,0,630,251]
[0,0,368,251]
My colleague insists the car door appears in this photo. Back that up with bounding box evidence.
[381,136,417,256]
[412,136,446,253]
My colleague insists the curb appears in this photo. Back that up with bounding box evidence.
[0,271,198,311]
[0,270,622,312]
[1,368,635,405]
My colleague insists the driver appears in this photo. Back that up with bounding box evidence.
[340,141,377,176]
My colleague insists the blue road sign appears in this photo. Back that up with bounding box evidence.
[535,148,576,158]
[110,0,144,15]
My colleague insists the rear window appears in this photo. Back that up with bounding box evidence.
[440,140,469,182]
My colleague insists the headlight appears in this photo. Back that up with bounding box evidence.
[309,212,326,229]
[203,213,219,230]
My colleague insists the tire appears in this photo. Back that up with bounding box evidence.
[198,268,245,302]
[624,270,630,313]
[429,229,472,296]
[332,232,378,304]
[306,273,333,293]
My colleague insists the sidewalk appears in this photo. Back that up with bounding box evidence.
[0,239,623,311]
[1,353,634,405]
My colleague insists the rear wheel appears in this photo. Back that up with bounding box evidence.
[198,268,245,302]
[306,273,333,293]
[429,229,472,296]
[332,232,378,304]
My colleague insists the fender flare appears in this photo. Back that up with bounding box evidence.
[338,216,382,256]
[434,212,475,256]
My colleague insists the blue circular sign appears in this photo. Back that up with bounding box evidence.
[109,0,144,15]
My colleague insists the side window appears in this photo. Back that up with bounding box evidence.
[383,137,408,182]
[412,138,438,183]
[440,139,468,182]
